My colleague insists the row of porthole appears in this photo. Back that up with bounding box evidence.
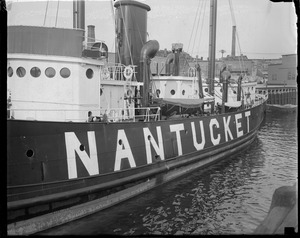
[157,87,219,96]
[7,66,95,79]
[158,87,253,97]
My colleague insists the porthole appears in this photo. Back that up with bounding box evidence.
[30,67,41,78]
[45,67,56,78]
[60,67,71,78]
[220,88,223,92]
[16,67,26,77]
[170,89,175,95]
[86,68,94,79]
[79,144,85,151]
[182,90,185,95]
[26,149,34,158]
[204,88,208,92]
[7,67,13,77]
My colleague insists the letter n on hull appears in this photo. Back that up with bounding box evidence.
[65,131,99,179]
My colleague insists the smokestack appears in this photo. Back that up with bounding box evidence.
[231,25,236,57]
[87,25,95,49]
[114,0,151,81]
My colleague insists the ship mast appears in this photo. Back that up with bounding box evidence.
[208,0,217,113]
[73,0,85,30]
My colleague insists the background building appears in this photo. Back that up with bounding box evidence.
[268,54,297,86]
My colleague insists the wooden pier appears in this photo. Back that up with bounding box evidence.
[256,85,297,105]
[254,183,298,235]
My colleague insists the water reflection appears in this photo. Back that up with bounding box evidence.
[38,112,297,235]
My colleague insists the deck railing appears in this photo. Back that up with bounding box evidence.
[7,107,161,123]
[102,63,137,82]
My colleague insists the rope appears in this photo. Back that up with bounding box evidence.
[191,0,205,56]
[43,0,49,26]
[55,0,60,27]
[196,0,208,57]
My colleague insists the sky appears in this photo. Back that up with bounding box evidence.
[7,0,297,59]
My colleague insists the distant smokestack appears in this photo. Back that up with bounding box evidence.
[231,25,236,57]
[87,25,95,49]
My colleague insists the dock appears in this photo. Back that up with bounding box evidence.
[254,183,298,235]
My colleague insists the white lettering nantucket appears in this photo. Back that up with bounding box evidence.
[209,119,220,145]
[114,129,136,171]
[223,116,233,142]
[170,123,184,156]
[65,131,99,179]
[143,126,165,164]
[191,121,206,150]
[245,111,251,133]
[235,113,243,137]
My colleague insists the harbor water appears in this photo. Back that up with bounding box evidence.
[37,110,297,235]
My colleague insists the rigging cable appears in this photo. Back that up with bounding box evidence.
[43,0,49,26]
[196,0,208,58]
[55,0,60,27]
[191,0,205,56]
[187,0,201,54]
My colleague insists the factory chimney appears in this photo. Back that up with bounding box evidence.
[231,25,236,57]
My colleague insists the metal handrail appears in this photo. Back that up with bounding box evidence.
[8,107,161,122]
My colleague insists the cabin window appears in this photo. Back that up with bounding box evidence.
[86,68,94,79]
[30,67,41,78]
[7,67,13,77]
[204,88,208,92]
[16,67,26,77]
[60,68,71,78]
[45,67,56,78]
[170,89,175,95]
[288,72,292,80]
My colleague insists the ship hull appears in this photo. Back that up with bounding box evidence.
[7,101,266,235]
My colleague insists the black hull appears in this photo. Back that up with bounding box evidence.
[7,101,267,235]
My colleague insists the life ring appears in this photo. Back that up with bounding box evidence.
[102,67,110,80]
[123,66,133,80]
[126,88,133,97]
